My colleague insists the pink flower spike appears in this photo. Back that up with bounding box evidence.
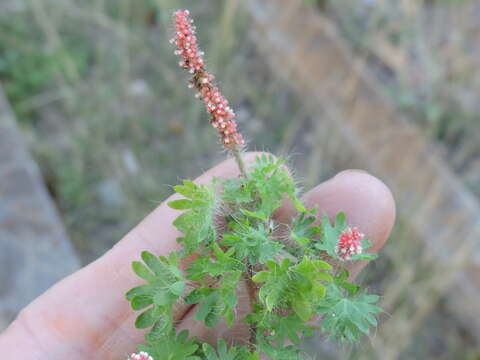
[128,351,154,360]
[172,9,245,149]
[335,227,364,261]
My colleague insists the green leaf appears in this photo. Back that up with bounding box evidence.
[196,298,214,321]
[222,221,283,264]
[132,261,155,281]
[127,251,185,337]
[168,199,193,210]
[252,271,270,283]
[205,309,221,328]
[126,284,149,301]
[291,197,306,213]
[141,251,166,275]
[240,209,268,221]
[135,307,156,328]
[170,181,217,253]
[185,272,241,328]
[248,304,314,348]
[256,334,303,360]
[317,283,382,341]
[184,288,214,304]
[225,308,235,327]
[246,155,301,219]
[292,298,312,321]
[334,269,359,295]
[313,260,332,271]
[170,281,185,296]
[139,330,200,360]
[131,294,153,310]
[169,265,184,279]
[290,212,318,240]
[202,339,254,360]
[153,291,171,306]
[172,180,197,197]
[186,245,245,281]
[257,260,292,312]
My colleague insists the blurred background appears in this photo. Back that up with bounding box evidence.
[0,0,479,358]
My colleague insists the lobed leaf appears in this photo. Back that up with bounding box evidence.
[139,330,200,360]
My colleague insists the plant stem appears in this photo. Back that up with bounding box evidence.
[232,146,247,177]
[245,264,258,351]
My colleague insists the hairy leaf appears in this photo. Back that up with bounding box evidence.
[169,180,217,254]
[139,330,200,360]
[127,251,185,337]
[317,283,382,341]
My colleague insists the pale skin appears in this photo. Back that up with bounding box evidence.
[0,152,396,359]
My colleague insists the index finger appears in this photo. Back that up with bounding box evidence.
[0,152,263,359]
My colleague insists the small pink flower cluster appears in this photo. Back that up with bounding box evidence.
[335,227,364,261]
[173,10,204,73]
[127,352,153,360]
[200,86,243,147]
[172,10,245,149]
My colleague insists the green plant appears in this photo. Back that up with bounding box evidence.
[126,10,382,360]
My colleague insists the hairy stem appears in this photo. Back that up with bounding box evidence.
[232,147,247,178]
[245,264,258,351]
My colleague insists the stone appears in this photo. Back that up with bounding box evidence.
[0,87,80,331]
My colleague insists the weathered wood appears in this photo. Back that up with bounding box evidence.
[244,0,480,342]
[0,87,80,330]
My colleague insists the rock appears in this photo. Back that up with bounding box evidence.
[0,87,80,331]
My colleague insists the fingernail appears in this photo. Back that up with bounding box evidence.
[335,169,370,178]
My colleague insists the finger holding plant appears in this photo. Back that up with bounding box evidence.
[125,10,390,360]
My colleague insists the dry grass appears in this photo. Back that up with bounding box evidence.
[327,0,480,198]
[310,1,480,358]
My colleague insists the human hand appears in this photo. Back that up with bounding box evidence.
[0,152,395,359]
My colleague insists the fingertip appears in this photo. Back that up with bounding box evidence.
[304,169,396,252]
